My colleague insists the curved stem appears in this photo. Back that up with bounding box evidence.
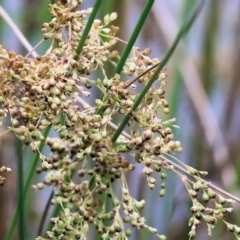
[111,1,204,143]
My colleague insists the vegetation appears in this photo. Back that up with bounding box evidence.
[0,0,240,239]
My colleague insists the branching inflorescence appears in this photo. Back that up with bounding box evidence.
[0,1,240,239]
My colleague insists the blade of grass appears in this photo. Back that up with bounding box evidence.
[113,0,154,75]
[1,3,53,239]
[96,0,155,224]
[153,2,199,237]
[97,0,155,115]
[76,0,102,55]
[5,125,52,240]
[112,1,204,143]
[152,0,229,166]
[100,0,114,19]
[201,0,219,93]
[16,139,25,240]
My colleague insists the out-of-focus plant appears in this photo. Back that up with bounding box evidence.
[1,0,240,239]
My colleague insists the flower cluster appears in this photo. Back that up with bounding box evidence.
[0,1,239,240]
[0,166,12,186]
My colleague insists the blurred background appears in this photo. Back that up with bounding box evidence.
[1,0,240,239]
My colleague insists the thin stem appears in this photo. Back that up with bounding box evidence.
[152,0,229,165]
[111,2,204,143]
[0,129,10,138]
[75,0,102,55]
[24,38,45,59]
[38,189,54,236]
[16,139,25,240]
[113,0,154,75]
[124,62,160,89]
[59,112,65,126]
[0,5,38,58]
[5,125,52,240]
[97,0,155,115]
[160,155,240,203]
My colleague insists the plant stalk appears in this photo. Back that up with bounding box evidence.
[112,1,204,143]
[76,0,102,55]
[98,0,155,115]
[5,125,52,240]
[16,139,25,240]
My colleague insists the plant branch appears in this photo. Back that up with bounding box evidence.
[77,96,240,203]
[160,155,240,203]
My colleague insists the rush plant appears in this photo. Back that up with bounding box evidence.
[1,1,240,240]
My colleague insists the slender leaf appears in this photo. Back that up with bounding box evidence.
[112,1,204,143]
[5,125,52,240]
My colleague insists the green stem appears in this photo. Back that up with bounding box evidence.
[111,1,204,143]
[16,139,25,240]
[113,0,154,75]
[98,0,154,115]
[59,112,65,126]
[76,0,102,55]
[100,0,113,19]
[5,125,52,240]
